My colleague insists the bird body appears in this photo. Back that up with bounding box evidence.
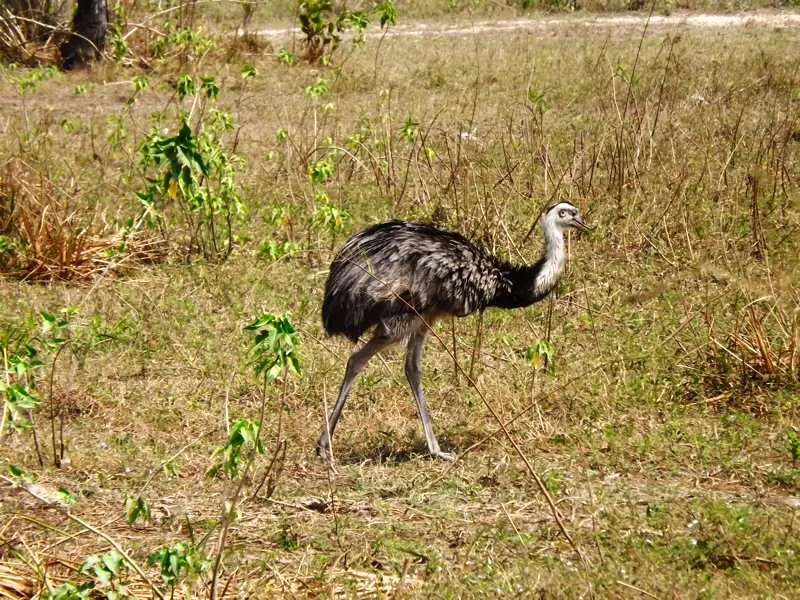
[317,201,591,462]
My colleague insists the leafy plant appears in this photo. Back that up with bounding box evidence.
[10,65,58,95]
[307,154,336,183]
[207,417,264,478]
[147,541,210,591]
[259,239,302,261]
[305,77,329,98]
[136,97,246,261]
[124,495,151,524]
[175,73,196,99]
[312,196,350,249]
[1,342,42,434]
[527,339,555,374]
[207,313,301,599]
[398,118,419,143]
[44,582,93,600]
[244,313,302,384]
[297,0,397,64]
[152,22,215,64]
[312,200,349,233]
[241,63,257,80]
[526,87,550,133]
[107,3,129,61]
[79,550,129,600]
[277,49,295,65]
[788,430,800,465]
[1,309,75,466]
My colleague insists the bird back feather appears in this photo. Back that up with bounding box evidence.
[322,221,551,341]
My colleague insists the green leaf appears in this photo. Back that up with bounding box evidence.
[176,74,196,99]
[8,464,33,483]
[6,384,40,409]
[56,487,78,505]
[124,495,151,524]
[526,340,555,373]
[200,76,220,100]
[101,550,125,574]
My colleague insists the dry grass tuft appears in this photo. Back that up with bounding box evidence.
[700,295,800,407]
[0,161,166,283]
[0,561,34,600]
[0,2,63,65]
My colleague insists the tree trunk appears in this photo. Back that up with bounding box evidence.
[60,0,108,70]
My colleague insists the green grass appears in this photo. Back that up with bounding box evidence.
[1,7,799,599]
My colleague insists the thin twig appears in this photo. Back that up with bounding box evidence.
[616,579,659,599]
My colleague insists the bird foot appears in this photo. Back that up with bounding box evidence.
[431,450,456,462]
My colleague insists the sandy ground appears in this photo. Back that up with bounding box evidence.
[255,9,800,39]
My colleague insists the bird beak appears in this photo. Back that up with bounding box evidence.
[572,215,593,233]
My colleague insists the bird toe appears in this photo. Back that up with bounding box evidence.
[433,450,456,462]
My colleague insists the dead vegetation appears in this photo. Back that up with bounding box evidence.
[0,160,165,282]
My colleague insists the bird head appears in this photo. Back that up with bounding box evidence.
[544,201,592,233]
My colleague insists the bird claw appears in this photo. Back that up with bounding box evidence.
[432,450,456,462]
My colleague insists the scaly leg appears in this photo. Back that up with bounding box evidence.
[405,328,455,461]
[317,333,395,461]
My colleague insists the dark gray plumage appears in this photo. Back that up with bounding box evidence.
[318,201,591,461]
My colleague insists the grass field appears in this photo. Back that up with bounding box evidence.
[1,5,799,598]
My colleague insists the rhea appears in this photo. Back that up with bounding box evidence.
[317,201,591,461]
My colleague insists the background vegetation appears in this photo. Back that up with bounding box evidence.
[1,0,799,598]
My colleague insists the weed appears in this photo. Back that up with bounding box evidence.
[206,313,301,597]
[148,541,210,591]
[527,339,556,374]
[79,550,129,599]
[297,0,397,64]
[312,197,350,240]
[136,98,246,261]
[766,468,800,489]
[152,22,216,64]
[123,495,150,525]
[44,582,92,600]
[107,3,130,62]
[788,430,800,464]
[208,417,265,479]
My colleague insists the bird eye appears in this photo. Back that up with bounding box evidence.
[559,209,567,218]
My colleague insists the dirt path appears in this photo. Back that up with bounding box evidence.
[256,9,800,39]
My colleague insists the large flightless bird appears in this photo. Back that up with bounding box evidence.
[318,201,592,461]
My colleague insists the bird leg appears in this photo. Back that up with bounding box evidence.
[317,333,395,461]
[405,329,456,461]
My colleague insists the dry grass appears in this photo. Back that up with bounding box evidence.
[1,7,799,599]
[0,160,166,282]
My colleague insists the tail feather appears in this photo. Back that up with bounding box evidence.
[322,256,406,341]
[322,221,413,341]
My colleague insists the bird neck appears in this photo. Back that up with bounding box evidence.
[532,223,566,298]
[488,226,566,310]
